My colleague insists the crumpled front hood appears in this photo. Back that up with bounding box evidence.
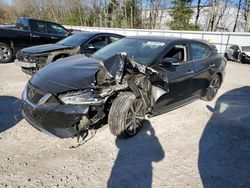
[21,44,73,54]
[30,55,101,94]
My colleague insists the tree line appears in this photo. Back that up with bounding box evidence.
[0,0,250,32]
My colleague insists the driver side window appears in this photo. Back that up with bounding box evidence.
[164,44,187,62]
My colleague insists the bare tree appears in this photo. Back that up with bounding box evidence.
[233,0,242,32]
[243,0,250,31]
[195,0,201,29]
[215,0,228,30]
[208,0,218,31]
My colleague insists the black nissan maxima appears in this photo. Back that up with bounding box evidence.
[22,36,226,139]
[15,32,123,75]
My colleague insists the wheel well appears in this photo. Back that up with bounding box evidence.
[52,54,69,62]
[217,72,222,85]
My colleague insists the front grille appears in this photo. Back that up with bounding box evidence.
[17,52,30,62]
[17,52,48,64]
[27,83,46,104]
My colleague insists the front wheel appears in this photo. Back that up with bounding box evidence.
[203,74,221,101]
[108,92,146,138]
[0,43,13,63]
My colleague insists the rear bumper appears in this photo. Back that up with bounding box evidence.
[22,85,90,138]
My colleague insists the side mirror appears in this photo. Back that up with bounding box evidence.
[160,57,181,66]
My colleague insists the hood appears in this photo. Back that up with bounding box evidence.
[21,44,73,54]
[30,54,101,94]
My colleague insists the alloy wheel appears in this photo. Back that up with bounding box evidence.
[207,75,221,100]
[0,46,11,61]
[125,98,145,136]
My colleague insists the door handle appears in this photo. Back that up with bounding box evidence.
[186,70,194,75]
[50,36,58,40]
[32,34,40,38]
[210,64,216,68]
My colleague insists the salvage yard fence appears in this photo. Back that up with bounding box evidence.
[65,25,250,54]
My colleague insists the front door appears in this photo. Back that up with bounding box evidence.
[152,43,195,112]
[81,36,108,56]
[46,22,68,43]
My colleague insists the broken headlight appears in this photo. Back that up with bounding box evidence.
[58,90,104,105]
[28,55,48,64]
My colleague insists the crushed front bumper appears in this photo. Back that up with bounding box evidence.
[15,59,36,68]
[22,85,90,138]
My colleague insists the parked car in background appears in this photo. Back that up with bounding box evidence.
[22,37,226,139]
[0,17,70,63]
[224,45,250,64]
[15,32,124,75]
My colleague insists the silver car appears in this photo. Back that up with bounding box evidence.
[224,45,250,64]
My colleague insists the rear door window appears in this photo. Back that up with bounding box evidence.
[190,43,211,60]
[16,18,29,31]
[30,20,47,33]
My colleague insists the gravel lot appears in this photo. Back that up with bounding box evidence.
[0,61,250,188]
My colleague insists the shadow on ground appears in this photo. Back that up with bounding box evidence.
[108,120,164,188]
[199,86,250,188]
[0,96,22,133]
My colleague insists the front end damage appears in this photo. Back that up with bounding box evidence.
[22,53,168,139]
[239,53,250,64]
[16,47,80,75]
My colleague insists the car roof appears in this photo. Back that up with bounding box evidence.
[126,36,210,44]
[73,32,123,38]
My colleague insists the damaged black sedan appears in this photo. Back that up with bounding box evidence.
[22,36,226,139]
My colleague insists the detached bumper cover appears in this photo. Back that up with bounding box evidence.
[22,86,89,138]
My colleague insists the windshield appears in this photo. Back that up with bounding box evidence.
[57,34,88,46]
[92,38,167,65]
[241,46,250,52]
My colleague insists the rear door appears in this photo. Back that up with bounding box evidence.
[153,42,195,110]
[30,20,52,45]
[189,42,213,95]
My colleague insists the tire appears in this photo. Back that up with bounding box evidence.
[0,43,13,63]
[108,92,146,138]
[203,74,221,101]
[224,53,229,60]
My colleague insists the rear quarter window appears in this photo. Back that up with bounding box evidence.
[190,43,211,60]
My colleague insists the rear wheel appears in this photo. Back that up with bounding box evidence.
[108,92,145,138]
[0,43,13,63]
[203,74,221,101]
